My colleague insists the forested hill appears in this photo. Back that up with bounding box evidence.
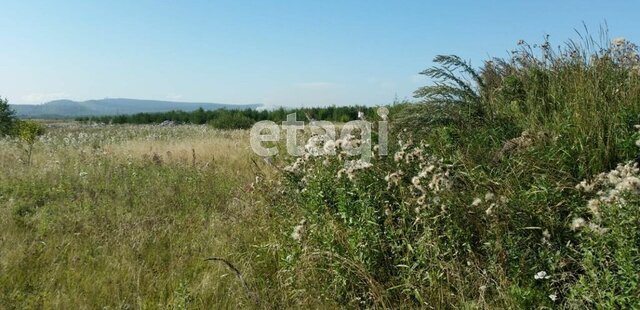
[11,98,261,118]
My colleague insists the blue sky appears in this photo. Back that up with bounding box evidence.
[2,0,639,107]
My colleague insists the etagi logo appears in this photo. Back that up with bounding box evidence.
[250,107,389,163]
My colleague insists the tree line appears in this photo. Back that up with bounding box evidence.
[75,106,379,129]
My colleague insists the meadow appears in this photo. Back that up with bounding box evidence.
[2,33,640,309]
[0,124,273,308]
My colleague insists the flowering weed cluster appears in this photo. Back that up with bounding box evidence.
[566,127,640,307]
[264,32,640,308]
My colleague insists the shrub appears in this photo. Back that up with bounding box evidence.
[208,113,254,129]
[14,120,45,165]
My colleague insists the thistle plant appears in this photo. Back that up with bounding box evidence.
[269,31,640,308]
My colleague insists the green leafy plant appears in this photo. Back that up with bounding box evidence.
[14,120,45,166]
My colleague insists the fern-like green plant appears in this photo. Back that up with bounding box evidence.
[396,55,487,134]
[414,55,484,109]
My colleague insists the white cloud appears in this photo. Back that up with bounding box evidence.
[20,92,66,103]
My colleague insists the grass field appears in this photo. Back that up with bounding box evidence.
[2,34,640,309]
[0,124,275,309]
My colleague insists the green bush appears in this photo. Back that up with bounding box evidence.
[14,120,46,165]
[208,113,255,129]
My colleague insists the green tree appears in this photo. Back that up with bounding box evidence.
[0,97,17,136]
[190,107,207,124]
[15,120,45,166]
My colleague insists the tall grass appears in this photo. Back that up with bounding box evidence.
[266,32,640,308]
[0,125,271,308]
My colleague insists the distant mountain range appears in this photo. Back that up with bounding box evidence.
[11,98,262,118]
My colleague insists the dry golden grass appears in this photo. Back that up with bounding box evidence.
[0,124,279,309]
[105,130,251,169]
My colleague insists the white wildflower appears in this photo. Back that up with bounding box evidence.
[571,217,586,230]
[534,271,550,280]
[471,198,482,207]
[323,140,337,154]
[575,180,593,192]
[587,222,608,234]
[394,151,405,162]
[549,294,557,301]
[428,172,452,192]
[615,176,640,193]
[541,229,551,246]
[291,219,306,242]
[484,192,495,201]
[587,199,601,217]
[499,196,509,204]
[411,176,424,192]
[304,135,325,156]
[385,171,402,189]
[485,203,495,215]
[424,165,436,173]
[336,160,373,181]
[284,158,305,173]
[612,37,626,46]
[344,159,372,171]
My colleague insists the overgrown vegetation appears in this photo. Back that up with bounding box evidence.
[0,125,265,308]
[0,99,46,165]
[2,30,640,309]
[266,32,640,308]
